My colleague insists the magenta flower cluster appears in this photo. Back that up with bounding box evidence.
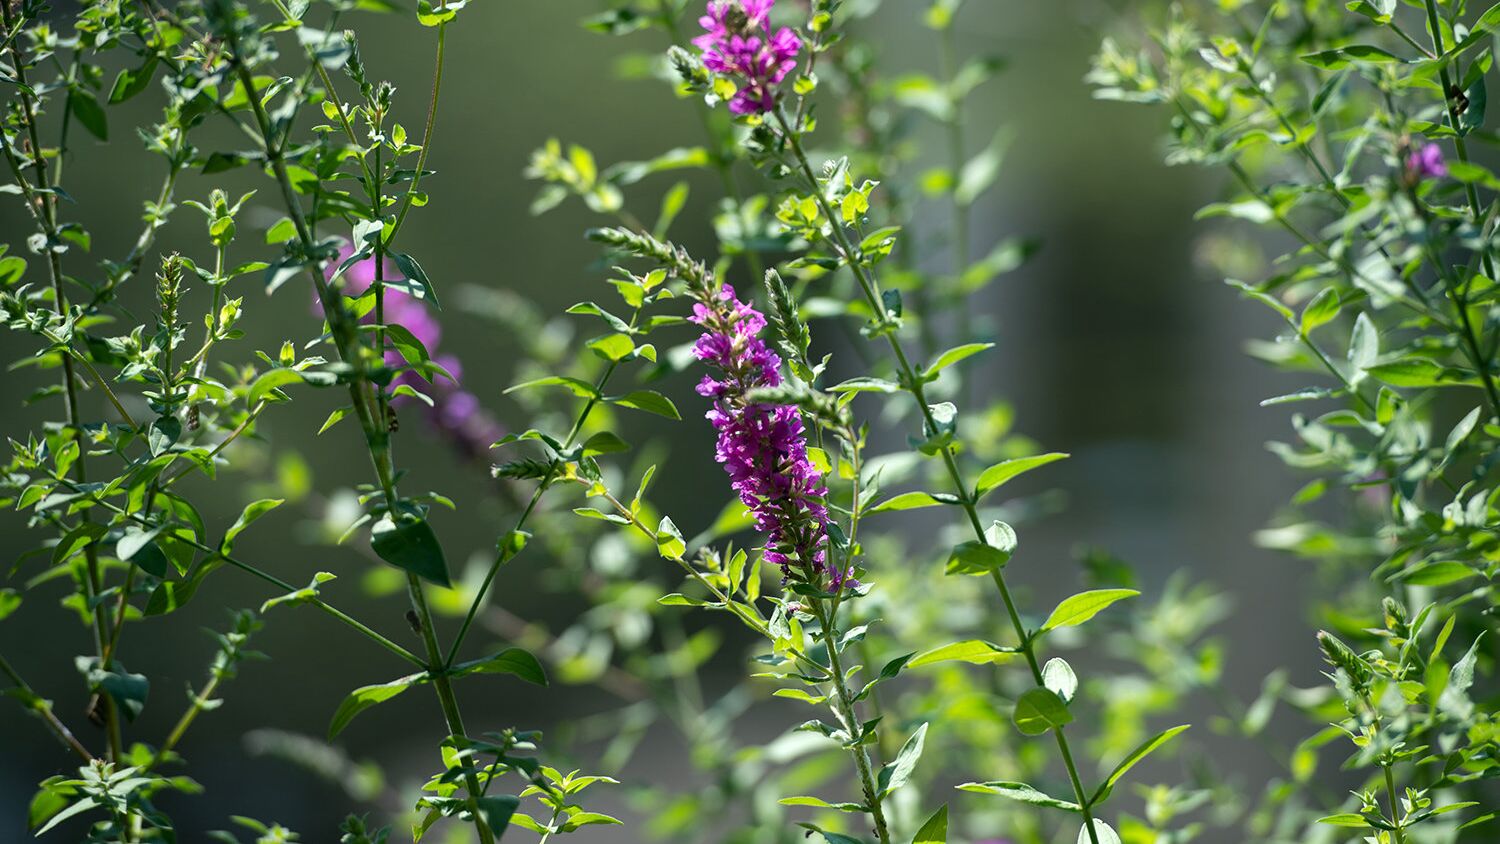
[1406,142,1447,181]
[694,0,801,115]
[691,284,848,588]
[329,251,502,459]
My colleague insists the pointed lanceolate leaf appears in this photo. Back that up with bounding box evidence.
[913,805,948,844]
[610,390,681,419]
[909,640,1017,667]
[327,674,423,738]
[452,647,547,686]
[1040,589,1140,632]
[957,780,1081,812]
[877,722,928,796]
[1092,724,1190,804]
[370,513,451,587]
[476,796,520,834]
[974,453,1069,499]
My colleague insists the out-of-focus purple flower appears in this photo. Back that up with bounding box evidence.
[695,0,801,115]
[321,248,503,459]
[690,284,849,588]
[1406,142,1447,181]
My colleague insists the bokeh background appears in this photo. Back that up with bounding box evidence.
[1,1,1325,839]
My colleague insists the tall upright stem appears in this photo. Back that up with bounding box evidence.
[808,597,892,844]
[774,110,1103,844]
[217,22,493,840]
[0,0,123,762]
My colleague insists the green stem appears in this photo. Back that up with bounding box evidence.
[49,472,426,667]
[774,109,1104,844]
[1420,0,1500,421]
[808,596,892,844]
[939,21,972,351]
[0,652,96,761]
[213,23,492,838]
[1383,763,1408,844]
[445,302,639,667]
[150,667,224,770]
[0,0,122,762]
[386,22,446,248]
[657,0,762,280]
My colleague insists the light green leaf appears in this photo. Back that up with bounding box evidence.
[1013,687,1072,736]
[1041,589,1140,632]
[913,805,948,844]
[1092,724,1190,804]
[910,640,1017,668]
[925,343,994,379]
[868,491,947,514]
[975,453,1069,498]
[957,781,1080,812]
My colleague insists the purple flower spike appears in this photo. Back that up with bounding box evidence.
[690,284,850,589]
[695,0,801,115]
[321,247,504,460]
[1406,142,1447,181]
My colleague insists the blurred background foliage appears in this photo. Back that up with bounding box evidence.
[0,0,1345,839]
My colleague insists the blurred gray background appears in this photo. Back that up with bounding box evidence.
[0,1,1321,839]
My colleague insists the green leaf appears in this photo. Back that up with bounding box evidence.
[877,722,928,796]
[656,516,686,559]
[1092,724,1190,804]
[247,368,305,406]
[559,811,621,832]
[909,640,1017,667]
[109,56,159,104]
[452,647,548,686]
[913,805,948,844]
[1300,45,1404,68]
[582,431,631,456]
[504,375,599,398]
[587,333,636,362]
[1398,561,1477,587]
[69,90,108,141]
[1012,687,1072,736]
[1317,814,1372,828]
[955,128,1011,205]
[829,376,900,394]
[1299,287,1340,336]
[327,674,422,738]
[391,252,440,308]
[34,796,99,836]
[262,571,336,613]
[1226,279,1293,320]
[974,453,1068,498]
[945,538,1011,575]
[370,513,451,587]
[0,588,20,621]
[868,491,947,514]
[1040,589,1140,632]
[957,237,1037,292]
[1366,359,1476,388]
[610,390,680,419]
[957,781,1080,812]
[222,498,284,554]
[476,796,520,835]
[925,343,993,379]
[52,523,107,565]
